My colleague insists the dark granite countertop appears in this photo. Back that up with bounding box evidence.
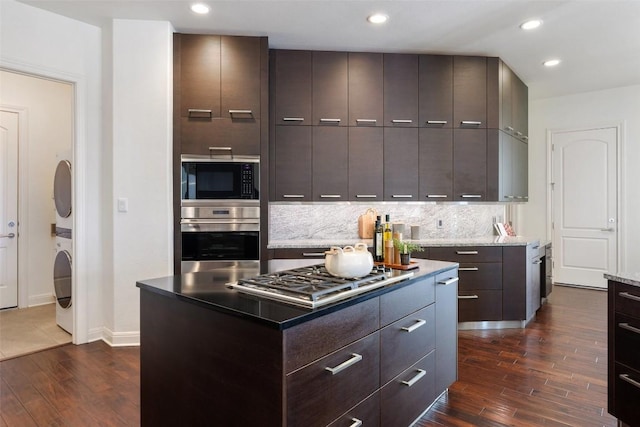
[136,258,458,330]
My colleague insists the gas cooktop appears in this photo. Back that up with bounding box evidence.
[228,264,414,308]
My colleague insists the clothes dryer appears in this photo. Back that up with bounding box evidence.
[54,230,72,333]
[53,152,72,232]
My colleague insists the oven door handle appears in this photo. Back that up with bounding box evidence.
[181,221,260,233]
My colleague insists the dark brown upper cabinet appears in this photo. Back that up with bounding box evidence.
[176,34,221,119]
[453,128,487,200]
[312,127,348,200]
[419,55,453,129]
[273,50,312,126]
[348,52,384,127]
[220,36,262,120]
[453,56,487,129]
[312,51,348,126]
[349,127,384,200]
[383,54,419,127]
[273,126,312,201]
[419,128,454,201]
[174,34,266,156]
[384,127,419,200]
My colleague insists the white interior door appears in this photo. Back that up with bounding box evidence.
[0,110,19,308]
[551,127,618,288]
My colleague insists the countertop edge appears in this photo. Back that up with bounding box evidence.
[268,236,543,249]
[604,273,640,287]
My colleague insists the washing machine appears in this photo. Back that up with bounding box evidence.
[53,151,73,333]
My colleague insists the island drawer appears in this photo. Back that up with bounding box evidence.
[327,391,380,427]
[458,290,502,322]
[286,332,380,427]
[380,350,435,427]
[429,246,502,263]
[613,282,640,318]
[614,312,640,372]
[284,297,379,373]
[380,275,435,327]
[613,362,640,424]
[270,247,330,259]
[381,304,435,385]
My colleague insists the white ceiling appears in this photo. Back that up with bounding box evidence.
[17,0,640,99]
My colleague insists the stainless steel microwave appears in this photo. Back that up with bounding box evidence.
[181,155,259,201]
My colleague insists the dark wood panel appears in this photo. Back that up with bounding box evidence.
[381,304,435,385]
[428,246,502,263]
[273,49,312,125]
[380,275,435,327]
[313,51,348,125]
[140,290,283,426]
[176,34,221,118]
[383,127,419,201]
[502,245,527,321]
[434,268,459,396]
[614,312,640,372]
[613,281,640,318]
[287,333,380,427]
[348,52,384,126]
[284,297,379,373]
[273,125,312,200]
[419,128,453,201]
[381,351,435,427]
[180,117,260,156]
[457,262,502,291]
[312,126,348,200]
[348,127,384,201]
[419,55,453,128]
[486,57,500,130]
[271,247,329,259]
[458,290,503,322]
[327,391,380,427]
[452,128,487,200]
[613,362,640,424]
[220,36,262,119]
[383,53,419,126]
[453,56,487,128]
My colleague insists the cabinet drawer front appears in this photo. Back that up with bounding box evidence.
[614,362,640,424]
[287,333,380,427]
[271,248,329,259]
[615,313,640,372]
[614,282,640,318]
[180,117,261,156]
[458,262,502,291]
[381,304,435,385]
[380,350,435,427]
[285,297,379,373]
[458,290,502,322]
[380,276,435,327]
[429,246,502,263]
[327,391,380,427]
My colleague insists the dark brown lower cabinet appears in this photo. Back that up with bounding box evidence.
[608,279,640,426]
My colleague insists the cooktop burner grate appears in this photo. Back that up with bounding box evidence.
[230,264,413,308]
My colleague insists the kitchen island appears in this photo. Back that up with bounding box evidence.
[137,259,459,427]
[605,272,640,426]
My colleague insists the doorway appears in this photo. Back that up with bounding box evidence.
[550,126,619,289]
[0,70,74,355]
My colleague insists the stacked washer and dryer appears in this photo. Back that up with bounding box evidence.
[53,152,73,334]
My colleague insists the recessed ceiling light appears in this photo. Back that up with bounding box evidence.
[520,19,542,30]
[367,13,388,24]
[543,59,561,67]
[191,3,210,14]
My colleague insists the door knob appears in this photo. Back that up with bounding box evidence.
[600,228,615,232]
[0,233,15,238]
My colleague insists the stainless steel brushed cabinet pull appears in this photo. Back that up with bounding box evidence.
[282,117,304,122]
[437,277,459,286]
[619,322,640,335]
[401,319,427,333]
[401,369,426,387]
[325,353,363,375]
[619,291,640,302]
[461,120,482,126]
[188,109,212,118]
[456,251,478,255]
[619,374,640,390]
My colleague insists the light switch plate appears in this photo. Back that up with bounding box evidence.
[117,197,129,213]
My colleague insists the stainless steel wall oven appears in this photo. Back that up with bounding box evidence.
[180,155,260,273]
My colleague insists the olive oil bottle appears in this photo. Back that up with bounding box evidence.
[374,218,384,262]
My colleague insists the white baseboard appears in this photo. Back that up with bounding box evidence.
[28,293,55,307]
[101,327,140,347]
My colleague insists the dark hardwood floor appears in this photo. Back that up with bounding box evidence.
[0,285,616,426]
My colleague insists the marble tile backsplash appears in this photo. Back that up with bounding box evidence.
[269,203,506,241]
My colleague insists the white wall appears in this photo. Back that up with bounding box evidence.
[0,71,73,306]
[106,19,174,345]
[521,84,640,273]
